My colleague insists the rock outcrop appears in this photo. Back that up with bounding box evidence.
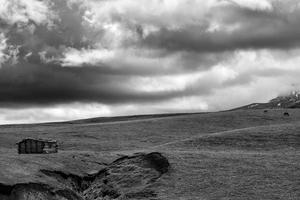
[0,152,170,200]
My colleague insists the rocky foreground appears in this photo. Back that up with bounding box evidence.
[0,152,170,200]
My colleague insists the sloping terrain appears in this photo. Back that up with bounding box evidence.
[0,109,299,199]
[160,123,300,151]
[237,91,300,109]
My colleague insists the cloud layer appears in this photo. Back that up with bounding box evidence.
[1,0,300,123]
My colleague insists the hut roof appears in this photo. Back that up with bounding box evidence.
[16,138,57,144]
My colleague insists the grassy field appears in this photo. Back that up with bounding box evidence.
[0,109,299,199]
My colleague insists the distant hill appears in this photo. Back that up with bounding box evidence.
[65,90,300,124]
[65,112,198,124]
[1,108,300,199]
[236,91,300,110]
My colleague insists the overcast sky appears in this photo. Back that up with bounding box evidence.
[1,0,300,124]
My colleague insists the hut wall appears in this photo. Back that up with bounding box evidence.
[18,139,57,154]
[31,140,37,153]
[37,141,44,153]
[25,140,31,153]
[19,142,26,154]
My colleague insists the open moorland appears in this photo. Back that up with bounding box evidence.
[0,109,299,199]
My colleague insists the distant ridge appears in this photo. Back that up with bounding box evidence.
[235,91,300,110]
[69,91,300,124]
[67,112,197,124]
[4,91,300,127]
[0,112,206,127]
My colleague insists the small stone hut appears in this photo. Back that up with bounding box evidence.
[17,138,58,154]
[284,112,290,116]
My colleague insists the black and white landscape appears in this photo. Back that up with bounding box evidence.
[0,0,299,199]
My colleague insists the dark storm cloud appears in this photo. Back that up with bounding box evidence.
[222,67,289,87]
[0,60,188,108]
[141,6,300,52]
[1,0,300,112]
[0,0,191,108]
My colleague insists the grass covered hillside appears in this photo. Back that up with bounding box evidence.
[0,109,299,199]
